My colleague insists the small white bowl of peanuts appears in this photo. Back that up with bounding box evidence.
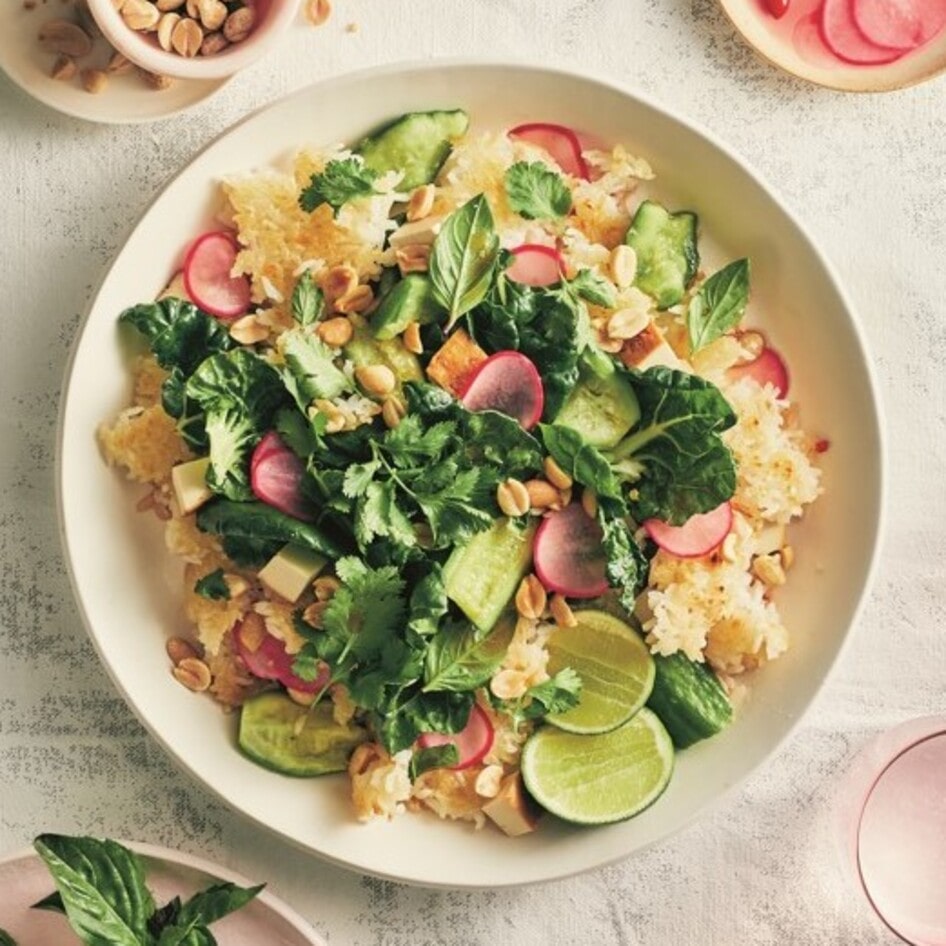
[86,0,301,80]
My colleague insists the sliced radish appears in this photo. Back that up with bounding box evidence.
[250,433,313,521]
[853,0,921,48]
[416,703,494,770]
[233,621,329,693]
[460,351,545,430]
[644,502,733,560]
[727,346,790,397]
[183,231,251,321]
[820,0,905,64]
[508,122,590,180]
[764,0,790,19]
[506,244,564,288]
[912,0,946,43]
[533,503,609,599]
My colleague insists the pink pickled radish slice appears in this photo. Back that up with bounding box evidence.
[417,703,495,770]
[183,231,251,320]
[852,0,923,49]
[644,502,733,559]
[727,346,790,397]
[460,351,545,430]
[820,0,905,64]
[250,433,313,521]
[506,244,564,287]
[533,503,609,599]
[234,621,328,693]
[508,122,591,180]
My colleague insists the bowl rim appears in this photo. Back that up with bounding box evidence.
[0,839,325,942]
[716,0,946,92]
[55,57,887,887]
[85,0,301,80]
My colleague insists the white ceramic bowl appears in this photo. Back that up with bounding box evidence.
[58,61,884,888]
[0,841,324,943]
[87,0,300,80]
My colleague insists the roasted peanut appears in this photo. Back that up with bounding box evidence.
[381,397,405,429]
[609,244,637,289]
[223,5,255,42]
[543,456,573,490]
[355,364,396,397]
[497,478,531,518]
[173,657,211,691]
[317,316,354,348]
[402,321,423,354]
[549,594,578,629]
[406,184,436,222]
[38,19,93,57]
[515,574,547,620]
[525,479,559,511]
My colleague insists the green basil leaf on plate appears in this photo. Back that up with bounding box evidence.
[686,258,750,354]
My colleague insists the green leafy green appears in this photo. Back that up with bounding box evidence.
[290,271,325,328]
[407,564,448,637]
[0,930,16,946]
[538,424,624,513]
[608,366,737,524]
[277,328,351,410]
[502,668,583,725]
[197,500,347,566]
[409,744,460,779]
[194,569,230,601]
[600,516,651,611]
[379,690,474,754]
[31,836,261,946]
[423,618,515,693]
[429,194,500,330]
[568,268,617,309]
[504,161,572,220]
[299,157,379,215]
[686,258,751,354]
[185,349,288,501]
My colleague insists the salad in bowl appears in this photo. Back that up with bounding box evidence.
[99,109,823,834]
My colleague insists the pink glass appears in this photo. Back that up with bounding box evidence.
[834,717,946,945]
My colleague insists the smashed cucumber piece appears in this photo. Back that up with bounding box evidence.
[625,200,699,310]
[238,692,368,777]
[646,651,732,749]
[356,110,469,191]
[553,369,641,450]
[372,274,443,341]
[344,322,424,385]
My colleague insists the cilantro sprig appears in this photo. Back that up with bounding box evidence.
[505,161,573,220]
[299,157,380,215]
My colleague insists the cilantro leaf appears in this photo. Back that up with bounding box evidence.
[509,668,583,724]
[568,269,616,309]
[290,271,325,328]
[504,161,572,220]
[194,569,230,601]
[299,157,379,215]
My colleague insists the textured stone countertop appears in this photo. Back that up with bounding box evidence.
[1,0,943,942]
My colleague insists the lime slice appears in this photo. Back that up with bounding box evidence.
[521,709,674,825]
[546,609,655,734]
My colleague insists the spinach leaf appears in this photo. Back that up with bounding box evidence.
[197,500,348,561]
[464,410,544,477]
[407,564,449,638]
[609,367,737,524]
[686,258,750,354]
[185,349,288,501]
[423,618,514,693]
[0,930,17,946]
[504,161,572,220]
[409,744,460,779]
[429,194,500,330]
[119,298,234,376]
[299,157,379,215]
[600,516,651,611]
[160,369,207,452]
[290,271,325,328]
[277,329,351,410]
[33,835,154,946]
[538,424,624,513]
[194,568,230,601]
[379,690,475,754]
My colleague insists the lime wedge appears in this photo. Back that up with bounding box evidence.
[546,609,655,734]
[521,709,674,825]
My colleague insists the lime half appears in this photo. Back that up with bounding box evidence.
[547,609,655,734]
[521,709,674,825]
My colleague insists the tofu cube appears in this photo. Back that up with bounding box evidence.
[258,544,328,603]
[482,774,541,837]
[425,328,488,396]
[171,457,213,515]
[619,321,687,372]
[388,216,444,249]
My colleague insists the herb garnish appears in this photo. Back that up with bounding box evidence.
[504,161,572,220]
[686,258,751,354]
[299,157,379,215]
[194,568,230,601]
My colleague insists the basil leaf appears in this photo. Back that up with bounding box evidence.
[0,929,18,946]
[423,618,515,693]
[299,157,379,215]
[194,568,230,601]
[429,194,500,330]
[149,897,182,933]
[174,883,263,930]
[290,271,325,328]
[409,744,460,779]
[504,161,572,220]
[686,258,750,353]
[33,835,155,946]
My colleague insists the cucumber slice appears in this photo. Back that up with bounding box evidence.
[344,322,423,385]
[372,274,442,341]
[443,518,537,631]
[357,110,469,191]
[238,692,367,777]
[646,651,732,749]
[554,370,641,449]
[625,200,699,310]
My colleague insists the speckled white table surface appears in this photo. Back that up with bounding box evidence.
[1,0,944,942]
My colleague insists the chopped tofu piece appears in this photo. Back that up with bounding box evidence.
[425,328,488,396]
[158,270,192,303]
[389,216,444,249]
[482,774,541,837]
[258,544,328,603]
[171,457,212,515]
[618,321,687,372]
